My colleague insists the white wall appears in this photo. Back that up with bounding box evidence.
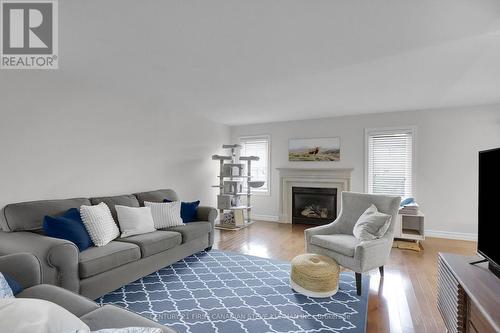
[231,105,500,240]
[0,86,229,210]
[0,1,498,239]
[0,1,231,214]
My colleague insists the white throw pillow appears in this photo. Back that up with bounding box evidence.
[80,202,120,247]
[353,204,392,241]
[0,298,90,333]
[144,201,184,229]
[115,205,156,238]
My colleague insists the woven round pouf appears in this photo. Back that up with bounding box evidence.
[290,254,340,298]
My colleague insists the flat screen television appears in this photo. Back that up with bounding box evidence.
[478,147,500,278]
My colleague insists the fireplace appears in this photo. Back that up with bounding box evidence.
[277,168,351,223]
[292,187,337,225]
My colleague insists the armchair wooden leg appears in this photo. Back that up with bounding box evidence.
[379,266,384,277]
[355,272,362,296]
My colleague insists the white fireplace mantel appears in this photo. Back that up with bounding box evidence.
[277,167,353,223]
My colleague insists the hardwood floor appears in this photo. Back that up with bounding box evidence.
[213,221,477,333]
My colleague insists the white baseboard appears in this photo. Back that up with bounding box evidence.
[425,229,477,241]
[252,214,282,222]
[247,219,477,241]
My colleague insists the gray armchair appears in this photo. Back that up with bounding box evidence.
[305,192,401,295]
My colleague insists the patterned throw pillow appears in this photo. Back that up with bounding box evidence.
[144,201,184,229]
[80,202,120,247]
[0,273,14,299]
[164,199,200,223]
[2,273,22,296]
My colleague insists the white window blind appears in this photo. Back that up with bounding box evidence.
[367,130,413,198]
[240,136,270,194]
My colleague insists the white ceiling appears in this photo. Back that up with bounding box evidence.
[2,0,500,125]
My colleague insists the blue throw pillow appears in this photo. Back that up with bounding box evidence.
[400,197,415,207]
[63,207,82,221]
[43,208,93,251]
[164,199,200,223]
[2,273,23,295]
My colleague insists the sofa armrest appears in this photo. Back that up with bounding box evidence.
[0,253,41,289]
[17,284,98,317]
[196,206,218,224]
[195,206,217,247]
[0,231,79,292]
[81,305,176,332]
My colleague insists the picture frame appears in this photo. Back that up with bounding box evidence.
[289,137,341,161]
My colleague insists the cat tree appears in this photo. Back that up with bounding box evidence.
[212,144,264,230]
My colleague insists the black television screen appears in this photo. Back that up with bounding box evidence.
[478,148,500,268]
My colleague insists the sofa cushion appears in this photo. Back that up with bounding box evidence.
[115,231,181,258]
[310,234,360,257]
[90,195,140,221]
[2,198,91,232]
[133,189,179,206]
[165,222,211,243]
[79,242,141,279]
[80,304,174,332]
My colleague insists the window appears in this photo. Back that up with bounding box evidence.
[240,135,270,194]
[366,128,415,198]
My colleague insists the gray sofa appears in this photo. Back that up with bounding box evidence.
[0,253,175,332]
[0,189,217,299]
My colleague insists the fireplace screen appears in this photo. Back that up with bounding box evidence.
[292,187,337,225]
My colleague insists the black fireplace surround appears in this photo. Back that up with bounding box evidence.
[292,187,337,225]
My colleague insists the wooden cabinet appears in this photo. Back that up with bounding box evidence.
[437,253,500,333]
[468,301,497,333]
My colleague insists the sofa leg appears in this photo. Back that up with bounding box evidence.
[355,272,362,296]
[379,266,384,277]
[204,246,213,252]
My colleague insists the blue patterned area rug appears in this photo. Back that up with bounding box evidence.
[97,250,369,333]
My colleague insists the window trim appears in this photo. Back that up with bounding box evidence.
[364,126,417,198]
[239,134,271,196]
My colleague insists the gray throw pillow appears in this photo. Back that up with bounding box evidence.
[353,204,392,241]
